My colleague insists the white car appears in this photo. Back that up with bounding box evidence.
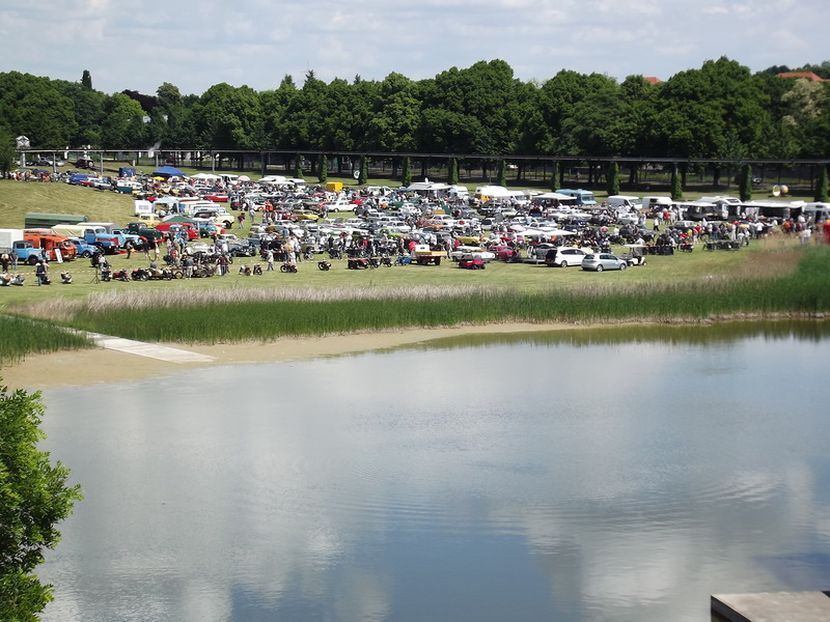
[545,247,589,267]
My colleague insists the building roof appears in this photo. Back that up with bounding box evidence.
[643,76,662,85]
[776,71,828,82]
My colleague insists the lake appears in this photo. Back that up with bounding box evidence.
[39,322,830,621]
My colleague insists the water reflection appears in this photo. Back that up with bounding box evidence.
[39,323,830,621]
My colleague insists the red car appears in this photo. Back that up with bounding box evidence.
[204,192,229,203]
[458,257,486,270]
[488,244,517,261]
[155,222,198,241]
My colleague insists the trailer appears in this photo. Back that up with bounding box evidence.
[25,212,88,228]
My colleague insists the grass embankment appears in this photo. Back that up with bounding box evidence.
[55,246,830,343]
[0,315,91,363]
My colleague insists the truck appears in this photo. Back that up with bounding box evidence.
[413,244,444,266]
[9,240,46,265]
[0,228,24,253]
[23,230,77,262]
[52,224,120,254]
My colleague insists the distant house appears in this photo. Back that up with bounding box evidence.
[776,71,829,82]
[643,76,662,85]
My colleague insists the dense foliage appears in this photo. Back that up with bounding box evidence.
[2,58,829,158]
[0,382,81,621]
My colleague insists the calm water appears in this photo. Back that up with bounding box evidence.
[38,323,830,621]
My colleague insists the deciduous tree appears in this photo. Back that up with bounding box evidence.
[815,164,828,202]
[0,383,81,621]
[739,163,753,202]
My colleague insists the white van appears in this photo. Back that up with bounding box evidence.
[134,199,154,217]
[607,195,642,211]
[641,196,674,215]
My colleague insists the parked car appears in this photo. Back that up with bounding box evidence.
[545,247,589,267]
[581,253,628,272]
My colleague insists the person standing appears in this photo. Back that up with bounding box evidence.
[265,248,275,271]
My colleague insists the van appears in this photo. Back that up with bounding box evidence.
[555,189,597,207]
[134,199,154,217]
[607,195,642,211]
[641,196,674,215]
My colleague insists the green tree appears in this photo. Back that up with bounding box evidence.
[448,157,459,185]
[0,382,81,621]
[358,155,368,185]
[81,70,92,90]
[670,164,683,200]
[192,83,263,150]
[401,156,412,186]
[0,129,15,177]
[318,153,328,183]
[607,161,620,195]
[815,165,828,202]
[101,93,146,148]
[497,159,507,186]
[293,154,303,178]
[739,163,753,202]
[550,161,559,191]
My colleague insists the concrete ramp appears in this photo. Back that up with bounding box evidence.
[84,332,216,364]
[712,591,830,621]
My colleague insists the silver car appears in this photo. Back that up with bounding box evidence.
[581,253,627,272]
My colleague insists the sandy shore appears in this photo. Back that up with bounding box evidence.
[1,322,592,390]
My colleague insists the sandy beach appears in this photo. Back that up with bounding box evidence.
[1,322,593,390]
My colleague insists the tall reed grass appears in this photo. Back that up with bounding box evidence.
[0,315,91,363]
[62,247,830,344]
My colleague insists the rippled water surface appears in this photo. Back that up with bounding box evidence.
[39,323,830,621]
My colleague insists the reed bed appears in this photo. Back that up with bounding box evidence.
[0,314,92,363]
[60,246,830,343]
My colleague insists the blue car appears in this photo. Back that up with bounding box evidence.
[67,237,99,258]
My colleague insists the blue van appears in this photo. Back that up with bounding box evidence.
[555,188,597,207]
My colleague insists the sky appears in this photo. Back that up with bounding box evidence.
[1,0,828,95]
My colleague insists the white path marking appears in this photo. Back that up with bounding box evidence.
[83,332,216,363]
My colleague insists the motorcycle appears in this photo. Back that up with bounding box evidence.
[318,260,332,271]
[280,263,298,273]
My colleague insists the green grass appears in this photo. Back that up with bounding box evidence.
[55,246,830,343]
[0,314,91,363]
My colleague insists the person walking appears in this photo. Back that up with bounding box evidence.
[265,248,275,271]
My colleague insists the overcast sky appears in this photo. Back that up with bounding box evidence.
[1,0,828,95]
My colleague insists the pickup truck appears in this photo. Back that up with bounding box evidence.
[109,228,143,249]
[413,244,444,266]
[10,240,46,265]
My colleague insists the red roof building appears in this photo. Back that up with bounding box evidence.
[776,71,828,82]
[643,76,662,85]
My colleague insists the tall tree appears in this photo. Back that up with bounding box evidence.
[607,161,620,195]
[293,154,303,178]
[670,164,683,200]
[81,69,92,90]
[101,93,146,148]
[550,161,559,191]
[0,383,81,621]
[448,157,459,185]
[401,156,412,186]
[497,159,507,186]
[739,163,753,202]
[815,164,828,202]
[0,128,16,176]
[318,153,328,183]
[358,155,368,185]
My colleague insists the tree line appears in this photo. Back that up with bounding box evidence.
[1,57,829,161]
